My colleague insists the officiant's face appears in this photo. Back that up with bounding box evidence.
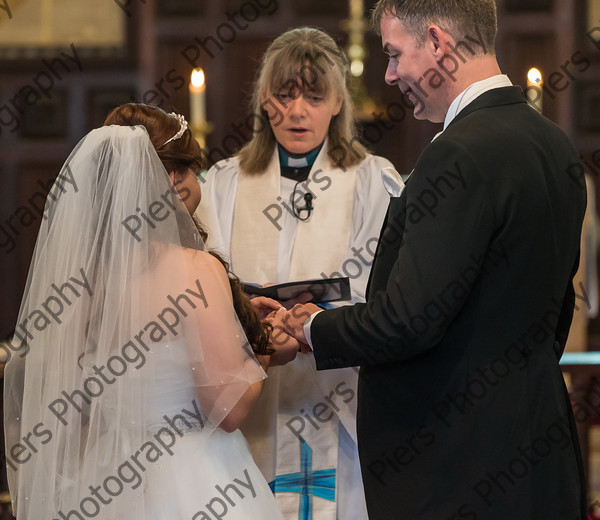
[381,15,446,123]
[264,86,342,155]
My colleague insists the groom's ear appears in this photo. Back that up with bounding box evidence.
[167,170,176,184]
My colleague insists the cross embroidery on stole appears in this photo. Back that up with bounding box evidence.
[269,437,336,520]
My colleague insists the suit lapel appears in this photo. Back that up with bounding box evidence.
[366,192,408,300]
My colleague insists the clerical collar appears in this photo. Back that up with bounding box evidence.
[277,144,323,168]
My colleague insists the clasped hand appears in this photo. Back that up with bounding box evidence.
[250,297,321,366]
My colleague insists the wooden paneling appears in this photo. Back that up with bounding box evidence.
[156,0,207,17]
[19,89,68,139]
[0,161,63,338]
[577,81,600,131]
[505,0,553,12]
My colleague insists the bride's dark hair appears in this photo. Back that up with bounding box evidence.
[103,103,272,356]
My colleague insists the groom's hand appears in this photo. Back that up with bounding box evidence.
[283,303,322,348]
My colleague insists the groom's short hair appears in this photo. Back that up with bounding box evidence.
[371,0,497,56]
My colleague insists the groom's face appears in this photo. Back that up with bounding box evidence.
[380,15,446,123]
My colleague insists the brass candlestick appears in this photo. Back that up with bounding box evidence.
[341,0,378,120]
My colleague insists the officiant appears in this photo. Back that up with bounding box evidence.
[196,27,394,520]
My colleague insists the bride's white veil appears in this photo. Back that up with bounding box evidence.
[4,125,265,519]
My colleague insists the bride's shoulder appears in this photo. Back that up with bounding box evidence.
[174,247,228,277]
[157,247,231,298]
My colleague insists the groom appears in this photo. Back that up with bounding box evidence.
[280,0,588,518]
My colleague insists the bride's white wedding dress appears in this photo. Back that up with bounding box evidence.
[126,339,283,519]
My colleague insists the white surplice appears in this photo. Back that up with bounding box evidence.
[196,144,393,520]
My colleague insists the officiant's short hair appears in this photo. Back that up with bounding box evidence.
[238,27,367,174]
[371,0,497,55]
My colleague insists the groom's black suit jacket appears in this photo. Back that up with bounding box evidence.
[311,87,587,519]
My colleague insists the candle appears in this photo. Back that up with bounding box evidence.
[526,67,543,114]
[190,68,206,127]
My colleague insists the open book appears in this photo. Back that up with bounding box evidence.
[242,277,351,304]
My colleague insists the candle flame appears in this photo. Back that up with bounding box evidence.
[350,59,364,77]
[527,67,542,85]
[191,68,205,88]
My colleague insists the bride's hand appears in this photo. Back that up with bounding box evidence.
[250,296,283,320]
[264,308,299,367]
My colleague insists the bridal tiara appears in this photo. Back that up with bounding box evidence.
[161,113,188,146]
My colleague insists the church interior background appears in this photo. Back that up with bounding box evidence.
[0,0,600,516]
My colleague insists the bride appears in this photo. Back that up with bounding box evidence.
[3,103,296,519]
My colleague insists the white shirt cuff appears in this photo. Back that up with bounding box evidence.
[303,310,323,351]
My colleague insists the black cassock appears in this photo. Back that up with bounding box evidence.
[311,87,588,520]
